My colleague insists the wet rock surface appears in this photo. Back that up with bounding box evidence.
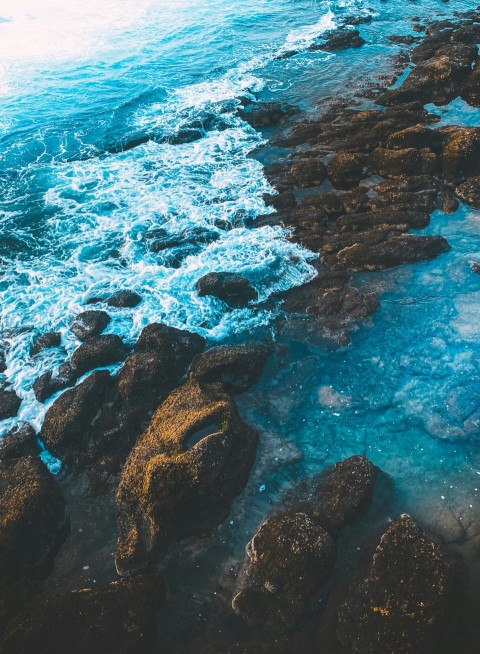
[30,331,62,357]
[336,516,460,654]
[196,272,257,307]
[232,512,335,627]
[70,310,111,341]
[233,456,382,629]
[115,379,259,575]
[0,457,69,626]
[188,342,272,393]
[0,576,165,654]
[0,423,39,461]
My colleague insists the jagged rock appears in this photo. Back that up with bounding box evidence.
[232,512,335,627]
[237,102,299,129]
[455,176,480,208]
[33,363,76,403]
[116,380,258,575]
[280,274,378,323]
[196,272,257,307]
[370,147,439,178]
[30,332,62,357]
[0,386,21,420]
[40,370,113,469]
[70,310,111,341]
[107,290,142,308]
[70,334,127,377]
[440,127,480,182]
[315,28,366,52]
[0,423,39,461]
[0,576,165,654]
[291,455,379,535]
[326,153,366,189]
[188,343,271,393]
[117,323,205,405]
[0,351,6,374]
[332,234,450,271]
[0,456,69,625]
[337,516,460,654]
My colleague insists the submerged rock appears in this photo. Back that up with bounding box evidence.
[237,101,299,129]
[455,176,480,208]
[107,290,142,308]
[0,386,21,420]
[30,331,62,357]
[337,515,460,654]
[1,576,165,654]
[0,456,69,625]
[232,512,335,627]
[0,423,39,461]
[188,343,272,393]
[116,379,258,575]
[196,272,257,307]
[40,370,113,469]
[70,310,111,341]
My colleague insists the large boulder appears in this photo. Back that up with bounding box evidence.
[232,512,335,627]
[0,386,21,420]
[440,127,480,182]
[332,234,450,272]
[188,343,271,394]
[40,370,113,469]
[0,576,165,654]
[115,380,258,575]
[196,272,257,307]
[337,516,460,654]
[117,323,205,406]
[0,423,39,461]
[107,290,142,308]
[0,457,69,624]
[30,331,62,357]
[70,334,127,377]
[456,176,480,208]
[292,455,379,535]
[70,310,110,341]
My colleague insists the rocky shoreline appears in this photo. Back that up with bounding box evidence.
[1,9,480,653]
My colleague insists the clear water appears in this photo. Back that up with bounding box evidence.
[1,0,480,581]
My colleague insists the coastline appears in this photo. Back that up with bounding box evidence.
[1,6,480,653]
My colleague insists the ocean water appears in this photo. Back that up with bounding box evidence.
[2,0,480,647]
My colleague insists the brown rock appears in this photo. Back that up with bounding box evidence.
[116,380,258,575]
